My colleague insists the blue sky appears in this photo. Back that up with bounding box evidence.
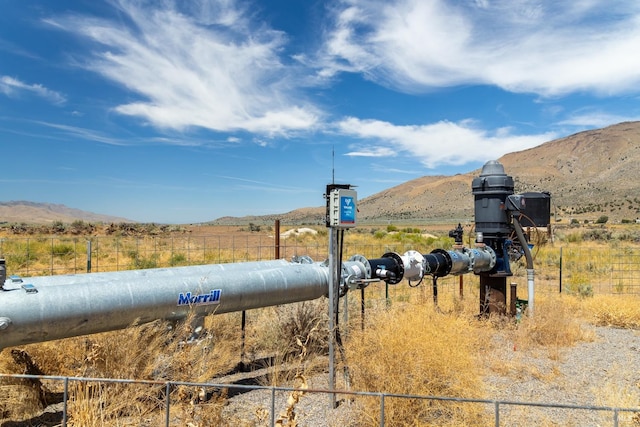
[2,1,640,223]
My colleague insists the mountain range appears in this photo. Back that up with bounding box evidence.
[2,121,640,225]
[214,121,640,225]
[0,201,130,224]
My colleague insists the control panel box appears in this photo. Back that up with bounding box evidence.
[328,188,357,228]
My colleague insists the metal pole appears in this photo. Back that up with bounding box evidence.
[240,310,246,371]
[275,220,280,259]
[164,382,171,427]
[86,240,92,273]
[62,377,68,427]
[328,227,337,408]
[50,237,54,275]
[385,282,390,307]
[559,247,563,293]
[361,286,365,331]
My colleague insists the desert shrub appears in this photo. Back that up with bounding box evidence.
[582,228,612,241]
[561,232,582,243]
[52,243,75,259]
[252,300,328,363]
[130,252,159,269]
[579,295,640,328]
[563,272,594,297]
[373,230,387,239]
[346,304,485,426]
[513,296,591,357]
[170,252,187,266]
[51,221,66,234]
[19,313,239,426]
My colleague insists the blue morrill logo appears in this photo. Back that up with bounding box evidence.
[177,289,222,306]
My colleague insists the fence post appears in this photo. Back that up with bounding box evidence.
[86,240,92,273]
[165,382,171,427]
[559,247,563,293]
[62,377,68,427]
[26,238,30,276]
[275,220,280,259]
[270,387,276,427]
[380,393,385,427]
[50,237,54,275]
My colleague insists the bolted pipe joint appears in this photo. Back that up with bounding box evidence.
[341,259,370,291]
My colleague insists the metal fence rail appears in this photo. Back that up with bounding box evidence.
[1,373,637,426]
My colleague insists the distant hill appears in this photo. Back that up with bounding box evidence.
[213,121,640,225]
[0,201,132,224]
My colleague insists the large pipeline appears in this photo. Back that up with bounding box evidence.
[0,259,338,350]
[0,243,496,350]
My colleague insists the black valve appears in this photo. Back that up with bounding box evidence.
[448,223,464,245]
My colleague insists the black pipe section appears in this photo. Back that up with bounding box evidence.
[424,249,453,277]
[367,252,404,284]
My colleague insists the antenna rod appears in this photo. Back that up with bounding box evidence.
[332,145,335,184]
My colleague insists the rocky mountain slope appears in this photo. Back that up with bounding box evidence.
[215,121,640,225]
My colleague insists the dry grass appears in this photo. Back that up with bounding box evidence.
[1,312,243,426]
[344,303,488,426]
[2,225,640,425]
[576,294,640,328]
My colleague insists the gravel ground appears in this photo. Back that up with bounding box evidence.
[483,325,640,426]
[220,325,640,426]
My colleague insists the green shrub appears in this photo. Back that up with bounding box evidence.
[170,253,187,266]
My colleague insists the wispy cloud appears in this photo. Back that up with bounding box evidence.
[0,37,41,60]
[45,0,320,136]
[34,121,128,146]
[215,174,310,192]
[0,75,66,104]
[318,1,640,96]
[338,117,556,168]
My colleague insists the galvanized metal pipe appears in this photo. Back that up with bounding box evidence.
[0,259,331,349]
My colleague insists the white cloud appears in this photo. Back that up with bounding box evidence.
[0,75,66,105]
[558,110,640,128]
[46,0,320,136]
[337,117,556,168]
[319,0,640,96]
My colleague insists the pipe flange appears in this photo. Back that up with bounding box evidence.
[349,254,371,279]
[381,252,404,284]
